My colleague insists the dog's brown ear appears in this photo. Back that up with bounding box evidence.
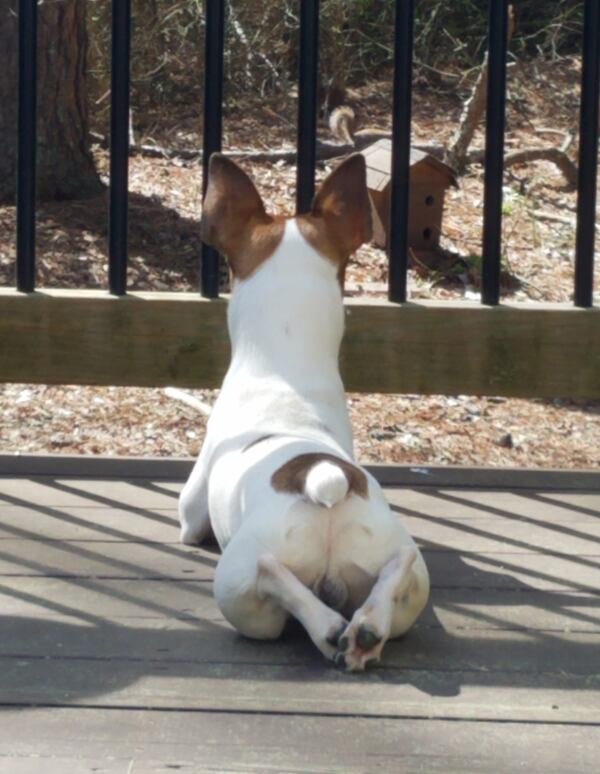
[310,153,373,255]
[201,154,284,278]
[201,153,267,253]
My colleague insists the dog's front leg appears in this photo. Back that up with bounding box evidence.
[336,546,420,672]
[257,554,347,661]
[178,441,212,544]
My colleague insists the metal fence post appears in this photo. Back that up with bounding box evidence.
[574,0,600,308]
[388,0,414,303]
[481,0,508,306]
[108,0,132,296]
[16,0,38,293]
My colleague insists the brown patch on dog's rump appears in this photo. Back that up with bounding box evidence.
[201,154,285,280]
[271,452,368,499]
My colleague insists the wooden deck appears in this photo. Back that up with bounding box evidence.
[1,456,599,772]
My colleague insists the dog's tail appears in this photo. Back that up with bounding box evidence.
[304,461,350,509]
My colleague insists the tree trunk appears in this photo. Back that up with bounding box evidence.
[0,0,103,202]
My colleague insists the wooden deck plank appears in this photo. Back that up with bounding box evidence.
[2,475,599,512]
[0,543,598,590]
[0,539,214,578]
[1,487,599,554]
[1,655,599,723]
[1,543,598,612]
[1,579,599,637]
[4,502,600,548]
[3,513,600,556]
[0,507,181,543]
[0,549,599,594]
[0,615,598,674]
[0,467,599,766]
[0,538,598,587]
[0,477,181,508]
[0,759,126,774]
[2,499,600,541]
[387,487,600,522]
[3,708,600,774]
[1,519,600,578]
[425,551,600,592]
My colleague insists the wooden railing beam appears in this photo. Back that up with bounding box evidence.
[1,289,598,398]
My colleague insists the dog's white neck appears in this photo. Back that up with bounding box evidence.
[206,218,353,457]
[227,219,344,387]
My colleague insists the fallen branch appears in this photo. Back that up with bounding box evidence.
[95,129,576,187]
[532,209,600,232]
[91,129,576,187]
[535,127,574,153]
[90,126,444,165]
[466,146,577,188]
[532,210,574,226]
[504,147,578,187]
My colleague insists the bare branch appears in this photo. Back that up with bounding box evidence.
[465,145,577,187]
[444,5,516,173]
[226,0,279,82]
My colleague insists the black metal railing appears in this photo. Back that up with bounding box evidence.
[200,0,225,299]
[575,0,600,308]
[388,0,414,303]
[296,0,320,215]
[16,0,36,293]
[108,0,131,296]
[481,0,509,306]
[14,0,599,307]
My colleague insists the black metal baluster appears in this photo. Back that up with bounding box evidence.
[109,0,131,296]
[388,0,414,303]
[481,0,508,306]
[16,0,37,293]
[201,0,225,299]
[296,0,320,214]
[575,0,600,308]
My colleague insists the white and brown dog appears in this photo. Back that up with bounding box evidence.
[179,153,429,670]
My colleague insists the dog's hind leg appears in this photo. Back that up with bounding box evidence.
[179,442,211,545]
[336,545,429,672]
[214,538,347,661]
[256,554,348,660]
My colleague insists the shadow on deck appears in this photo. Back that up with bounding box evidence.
[0,456,599,772]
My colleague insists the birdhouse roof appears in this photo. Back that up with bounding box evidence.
[361,139,458,191]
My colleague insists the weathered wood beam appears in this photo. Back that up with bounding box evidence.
[0,288,598,398]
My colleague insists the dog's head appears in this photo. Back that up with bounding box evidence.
[200,153,372,287]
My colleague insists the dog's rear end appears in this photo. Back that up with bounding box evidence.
[208,433,429,670]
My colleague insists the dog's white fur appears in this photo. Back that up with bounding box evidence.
[179,157,429,670]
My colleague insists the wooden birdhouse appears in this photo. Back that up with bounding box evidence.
[361,139,458,252]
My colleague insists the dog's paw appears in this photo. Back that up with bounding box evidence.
[317,618,348,662]
[326,620,348,649]
[334,619,384,672]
